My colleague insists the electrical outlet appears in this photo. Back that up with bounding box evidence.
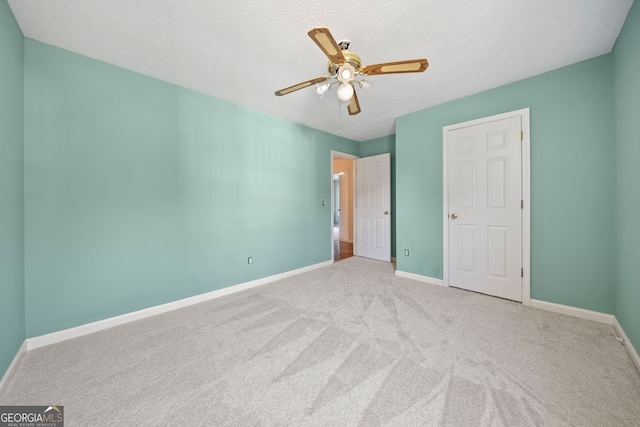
[404,249,409,256]
[248,257,253,264]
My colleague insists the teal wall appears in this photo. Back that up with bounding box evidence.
[360,134,396,257]
[613,1,640,355]
[24,39,359,338]
[396,54,615,314]
[0,1,25,379]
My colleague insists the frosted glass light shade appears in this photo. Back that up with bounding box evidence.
[337,63,356,84]
[336,83,354,101]
[316,82,330,97]
[359,80,372,93]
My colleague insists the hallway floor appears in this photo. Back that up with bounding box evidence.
[333,226,353,262]
[334,240,353,262]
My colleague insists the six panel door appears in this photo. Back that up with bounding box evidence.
[356,153,391,262]
[447,116,523,301]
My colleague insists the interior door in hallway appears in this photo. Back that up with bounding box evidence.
[447,116,522,301]
[356,153,391,262]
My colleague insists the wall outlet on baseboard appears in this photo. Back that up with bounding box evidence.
[404,249,409,256]
[248,257,253,264]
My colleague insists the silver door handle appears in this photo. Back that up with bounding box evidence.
[450,213,458,219]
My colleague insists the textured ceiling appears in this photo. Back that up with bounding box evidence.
[8,0,634,142]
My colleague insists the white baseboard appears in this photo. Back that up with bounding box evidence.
[0,341,27,396]
[530,299,614,325]
[395,270,444,287]
[513,300,640,374]
[27,260,333,350]
[613,317,640,373]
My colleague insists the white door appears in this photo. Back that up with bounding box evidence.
[356,153,391,262]
[447,116,522,301]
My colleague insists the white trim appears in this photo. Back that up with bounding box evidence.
[395,270,444,287]
[521,110,531,306]
[330,151,359,160]
[26,260,333,350]
[0,341,27,395]
[613,317,640,373]
[530,299,614,325]
[442,108,531,306]
[442,123,449,288]
[527,300,639,374]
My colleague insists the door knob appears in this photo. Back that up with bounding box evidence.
[384,211,389,215]
[450,213,458,219]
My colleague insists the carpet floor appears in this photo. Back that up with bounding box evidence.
[2,257,640,426]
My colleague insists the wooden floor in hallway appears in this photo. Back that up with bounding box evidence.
[334,240,353,262]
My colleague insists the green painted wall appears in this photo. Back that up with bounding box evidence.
[396,55,615,314]
[613,1,640,353]
[0,1,25,379]
[360,134,396,257]
[24,39,359,338]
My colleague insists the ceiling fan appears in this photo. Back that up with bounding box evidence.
[275,27,429,116]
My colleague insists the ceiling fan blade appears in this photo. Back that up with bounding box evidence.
[361,58,429,76]
[308,27,346,65]
[347,83,361,115]
[275,76,328,96]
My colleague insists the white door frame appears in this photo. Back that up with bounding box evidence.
[331,150,359,261]
[442,108,531,306]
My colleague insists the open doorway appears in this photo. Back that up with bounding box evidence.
[331,152,357,262]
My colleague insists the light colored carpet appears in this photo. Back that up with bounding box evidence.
[2,257,640,426]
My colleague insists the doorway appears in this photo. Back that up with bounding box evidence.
[332,154,355,262]
[443,108,530,305]
[331,151,392,264]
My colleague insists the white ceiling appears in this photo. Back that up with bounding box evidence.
[8,0,634,142]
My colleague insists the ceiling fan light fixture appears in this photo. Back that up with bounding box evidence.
[336,82,354,102]
[316,81,331,98]
[337,63,356,84]
[358,79,372,93]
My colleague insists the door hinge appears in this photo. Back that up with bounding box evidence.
[521,268,524,278]
[520,130,523,141]
[521,200,524,209]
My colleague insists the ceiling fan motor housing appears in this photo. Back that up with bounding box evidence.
[328,50,362,76]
